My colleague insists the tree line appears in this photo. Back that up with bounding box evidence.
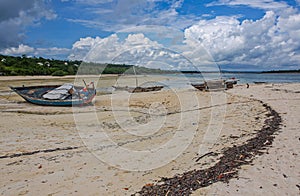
[0,55,80,76]
[0,55,172,76]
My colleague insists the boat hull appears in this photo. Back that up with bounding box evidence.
[191,79,238,91]
[113,86,164,93]
[10,85,96,106]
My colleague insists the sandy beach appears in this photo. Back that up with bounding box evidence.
[199,83,300,195]
[0,76,299,195]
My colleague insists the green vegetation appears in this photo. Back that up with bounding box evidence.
[0,55,79,76]
[51,70,68,76]
[77,62,173,75]
[0,54,173,76]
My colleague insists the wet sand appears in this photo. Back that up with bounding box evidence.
[0,76,299,195]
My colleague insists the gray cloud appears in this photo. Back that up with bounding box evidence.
[0,0,34,21]
[0,0,56,49]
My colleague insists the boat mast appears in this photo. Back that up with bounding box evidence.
[217,63,223,80]
[133,66,138,87]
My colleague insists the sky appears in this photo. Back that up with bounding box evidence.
[0,0,300,71]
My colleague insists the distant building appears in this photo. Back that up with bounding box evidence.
[45,61,50,67]
[1,58,6,63]
[37,62,43,66]
[64,62,68,65]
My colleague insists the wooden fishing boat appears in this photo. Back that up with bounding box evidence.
[10,83,96,106]
[113,66,164,93]
[113,85,164,93]
[191,83,207,91]
[224,78,239,88]
[191,78,239,91]
[225,78,239,85]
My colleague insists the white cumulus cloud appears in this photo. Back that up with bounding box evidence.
[1,44,35,55]
[66,0,196,31]
[69,36,103,60]
[1,44,70,59]
[69,33,197,70]
[69,33,161,62]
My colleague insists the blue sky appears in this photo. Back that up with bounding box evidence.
[0,0,300,71]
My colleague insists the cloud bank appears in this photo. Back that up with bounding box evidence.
[69,10,300,70]
[69,31,204,71]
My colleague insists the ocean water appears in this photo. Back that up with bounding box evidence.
[221,72,300,84]
[98,72,300,92]
[172,72,300,84]
[158,72,300,89]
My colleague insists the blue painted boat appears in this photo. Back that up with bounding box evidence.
[10,84,96,106]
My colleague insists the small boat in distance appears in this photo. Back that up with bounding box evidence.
[113,85,164,93]
[191,78,239,91]
[10,82,96,106]
[225,77,239,85]
[113,66,164,93]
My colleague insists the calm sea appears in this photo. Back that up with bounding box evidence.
[98,72,300,92]
[173,72,300,84]
[221,72,300,84]
[158,72,300,89]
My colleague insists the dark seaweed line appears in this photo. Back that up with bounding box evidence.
[0,146,81,159]
[134,101,282,196]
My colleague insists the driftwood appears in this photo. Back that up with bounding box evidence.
[0,146,80,159]
[195,152,215,162]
